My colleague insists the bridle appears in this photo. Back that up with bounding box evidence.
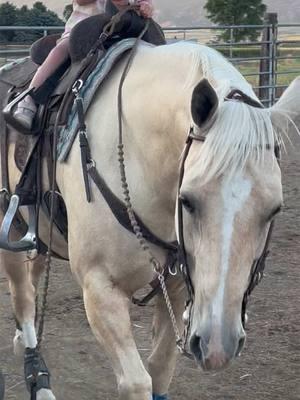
[67,16,281,355]
[177,90,281,330]
[76,64,280,356]
[74,34,280,356]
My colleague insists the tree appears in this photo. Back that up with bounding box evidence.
[14,5,35,43]
[63,4,73,22]
[204,0,267,42]
[0,1,64,44]
[0,2,18,41]
[28,2,64,27]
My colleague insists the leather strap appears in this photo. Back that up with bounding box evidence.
[178,114,280,325]
[1,90,10,194]
[88,165,177,252]
[0,90,36,241]
[177,134,196,301]
[241,214,276,327]
[225,89,264,109]
[132,251,176,306]
[73,79,177,253]
[0,88,61,256]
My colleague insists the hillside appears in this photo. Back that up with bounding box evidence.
[5,0,300,26]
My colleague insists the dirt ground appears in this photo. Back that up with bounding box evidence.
[0,133,299,400]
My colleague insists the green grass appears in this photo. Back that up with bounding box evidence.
[237,57,300,87]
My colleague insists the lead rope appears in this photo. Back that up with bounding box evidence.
[116,21,191,357]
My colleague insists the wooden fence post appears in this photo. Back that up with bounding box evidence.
[259,12,278,106]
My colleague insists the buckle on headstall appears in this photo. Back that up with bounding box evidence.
[0,195,37,252]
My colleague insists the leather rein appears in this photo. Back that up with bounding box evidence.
[72,24,280,351]
[71,22,279,352]
[76,82,279,358]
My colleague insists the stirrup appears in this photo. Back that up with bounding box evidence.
[3,88,37,135]
[0,195,37,252]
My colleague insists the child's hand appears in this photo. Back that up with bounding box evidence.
[136,0,154,18]
[113,0,154,18]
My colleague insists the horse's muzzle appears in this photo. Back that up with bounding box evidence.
[189,330,246,371]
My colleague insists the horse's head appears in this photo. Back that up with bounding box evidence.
[178,77,300,370]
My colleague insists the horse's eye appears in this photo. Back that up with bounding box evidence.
[179,195,194,214]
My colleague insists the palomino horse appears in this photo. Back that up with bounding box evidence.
[0,42,299,399]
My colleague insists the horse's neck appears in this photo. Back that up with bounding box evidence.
[120,90,190,241]
[86,49,193,241]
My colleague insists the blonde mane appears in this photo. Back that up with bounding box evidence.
[173,42,291,182]
[195,101,283,183]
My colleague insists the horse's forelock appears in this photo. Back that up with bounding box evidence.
[193,100,285,184]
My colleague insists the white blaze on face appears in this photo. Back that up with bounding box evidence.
[212,173,252,324]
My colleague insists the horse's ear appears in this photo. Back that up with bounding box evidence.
[271,76,300,132]
[191,79,218,128]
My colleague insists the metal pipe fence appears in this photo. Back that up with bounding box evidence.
[163,18,300,105]
[0,14,299,106]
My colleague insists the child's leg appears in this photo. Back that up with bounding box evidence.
[29,37,70,90]
[14,37,70,129]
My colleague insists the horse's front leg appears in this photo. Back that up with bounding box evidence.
[148,276,186,399]
[1,250,55,400]
[12,253,45,355]
[82,269,153,400]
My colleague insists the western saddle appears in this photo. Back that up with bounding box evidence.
[0,11,166,254]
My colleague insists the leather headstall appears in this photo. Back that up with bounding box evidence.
[177,90,281,322]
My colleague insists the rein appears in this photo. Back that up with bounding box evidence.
[73,20,190,356]
[72,47,280,360]
[74,41,281,357]
[115,21,194,357]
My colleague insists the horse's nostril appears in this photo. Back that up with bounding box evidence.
[236,334,246,357]
[190,334,203,361]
